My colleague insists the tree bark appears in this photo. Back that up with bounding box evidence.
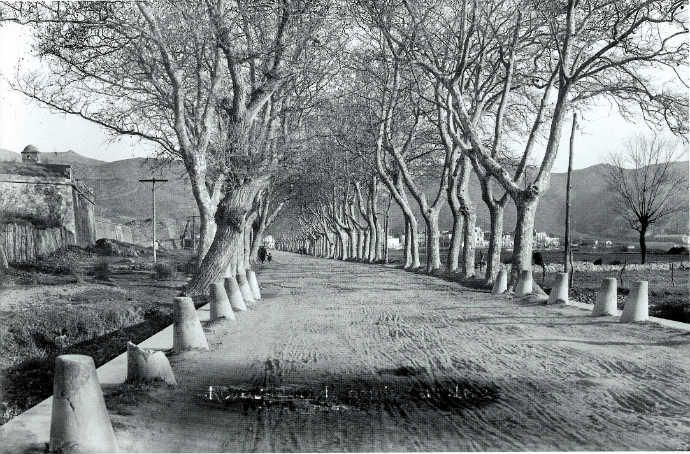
[485,203,504,283]
[186,177,268,295]
[461,210,476,278]
[423,210,442,272]
[639,226,648,264]
[447,209,464,273]
[512,196,538,283]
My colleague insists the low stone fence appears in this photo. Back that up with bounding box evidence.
[542,260,687,274]
[95,218,136,244]
[0,222,75,263]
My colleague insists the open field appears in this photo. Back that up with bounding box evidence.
[0,244,195,424]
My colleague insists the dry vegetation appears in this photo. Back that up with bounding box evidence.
[0,243,195,424]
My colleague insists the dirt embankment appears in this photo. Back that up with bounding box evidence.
[0,245,194,424]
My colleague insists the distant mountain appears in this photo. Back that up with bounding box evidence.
[2,147,685,241]
[0,149,20,162]
[0,148,198,228]
[271,161,689,241]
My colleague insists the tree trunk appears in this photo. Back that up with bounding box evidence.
[404,220,412,268]
[447,209,463,273]
[338,229,349,260]
[186,178,268,295]
[461,211,476,278]
[485,203,504,283]
[406,216,420,269]
[424,211,442,272]
[639,226,648,264]
[0,244,8,272]
[511,196,538,283]
[197,207,217,261]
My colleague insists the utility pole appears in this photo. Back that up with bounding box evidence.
[139,178,168,263]
[564,113,577,284]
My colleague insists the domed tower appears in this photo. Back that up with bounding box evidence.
[21,144,40,163]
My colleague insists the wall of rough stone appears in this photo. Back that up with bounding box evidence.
[0,222,75,263]
[0,176,76,232]
[95,218,135,244]
[72,184,96,247]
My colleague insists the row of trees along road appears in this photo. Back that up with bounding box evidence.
[1,0,687,292]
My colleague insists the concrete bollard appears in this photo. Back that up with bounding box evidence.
[492,268,508,294]
[210,281,236,321]
[620,280,649,323]
[247,269,261,300]
[224,276,247,312]
[514,270,533,297]
[172,297,209,353]
[126,342,177,385]
[50,354,118,453]
[592,277,618,316]
[237,272,256,304]
[547,272,569,304]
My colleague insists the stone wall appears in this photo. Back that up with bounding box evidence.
[0,166,97,248]
[0,175,76,232]
[95,218,135,244]
[72,183,96,247]
[0,222,75,263]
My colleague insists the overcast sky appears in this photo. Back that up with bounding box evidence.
[0,22,686,171]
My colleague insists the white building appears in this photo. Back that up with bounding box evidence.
[262,235,275,249]
[387,236,403,250]
[534,231,560,249]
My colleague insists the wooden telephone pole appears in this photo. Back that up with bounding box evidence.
[138,178,168,263]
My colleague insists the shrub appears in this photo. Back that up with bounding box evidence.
[668,246,689,255]
[153,262,173,280]
[593,258,603,265]
[93,260,111,280]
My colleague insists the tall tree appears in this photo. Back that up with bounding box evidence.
[605,135,687,264]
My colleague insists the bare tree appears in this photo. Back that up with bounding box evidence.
[605,135,687,263]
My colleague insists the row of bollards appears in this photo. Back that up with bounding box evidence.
[492,268,649,322]
[48,268,262,453]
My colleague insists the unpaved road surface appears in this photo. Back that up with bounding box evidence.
[109,252,690,452]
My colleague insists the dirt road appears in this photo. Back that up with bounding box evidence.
[109,252,690,452]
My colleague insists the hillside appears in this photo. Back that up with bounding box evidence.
[272,161,688,241]
[0,149,198,225]
[1,147,686,240]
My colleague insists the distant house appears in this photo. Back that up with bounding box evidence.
[387,236,403,250]
[534,231,559,249]
[263,235,275,249]
[503,233,514,249]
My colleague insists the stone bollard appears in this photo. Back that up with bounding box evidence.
[210,281,236,321]
[547,272,569,305]
[173,297,209,353]
[50,354,118,453]
[247,269,261,300]
[514,270,533,297]
[492,269,508,294]
[224,276,247,312]
[620,280,649,323]
[237,272,256,304]
[126,342,177,385]
[592,277,618,316]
